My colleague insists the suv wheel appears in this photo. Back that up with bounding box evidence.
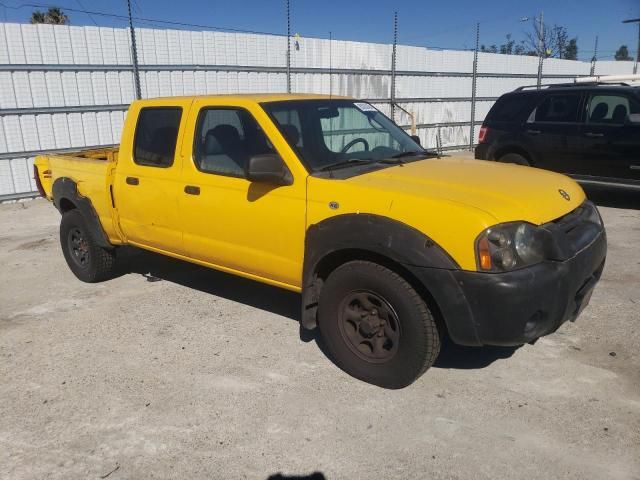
[318,260,440,389]
[498,153,530,166]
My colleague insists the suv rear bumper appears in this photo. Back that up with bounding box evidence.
[474,143,491,160]
[409,228,607,347]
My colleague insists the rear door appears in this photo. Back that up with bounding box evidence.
[579,91,640,181]
[114,99,193,254]
[520,91,585,173]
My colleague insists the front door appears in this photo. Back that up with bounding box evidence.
[114,99,193,255]
[179,100,307,289]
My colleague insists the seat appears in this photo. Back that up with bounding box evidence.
[590,103,609,123]
[611,104,628,124]
[199,124,247,176]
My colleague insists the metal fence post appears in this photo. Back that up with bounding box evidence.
[127,0,142,100]
[286,0,291,93]
[536,12,544,89]
[590,36,598,76]
[390,11,398,122]
[469,23,479,151]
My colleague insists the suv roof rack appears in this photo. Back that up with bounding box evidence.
[514,81,631,92]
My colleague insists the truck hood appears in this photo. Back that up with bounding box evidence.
[347,156,586,225]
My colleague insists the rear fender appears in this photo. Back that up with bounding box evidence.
[52,177,113,249]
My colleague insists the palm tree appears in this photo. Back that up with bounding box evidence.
[45,7,69,25]
[30,10,47,24]
[30,7,69,25]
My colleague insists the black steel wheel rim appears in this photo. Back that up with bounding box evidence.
[337,290,401,363]
[67,227,90,268]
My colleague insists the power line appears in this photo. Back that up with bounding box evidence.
[0,1,288,36]
[73,0,98,26]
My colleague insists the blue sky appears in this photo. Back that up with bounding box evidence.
[1,0,639,61]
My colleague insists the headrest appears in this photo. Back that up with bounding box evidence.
[612,104,628,123]
[591,103,608,121]
[211,124,241,145]
[280,124,300,146]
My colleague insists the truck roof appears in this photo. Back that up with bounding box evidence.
[133,93,351,105]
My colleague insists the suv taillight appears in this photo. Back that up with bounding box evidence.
[33,165,46,197]
[478,126,489,144]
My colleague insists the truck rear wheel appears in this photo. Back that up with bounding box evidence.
[318,260,440,389]
[60,209,116,283]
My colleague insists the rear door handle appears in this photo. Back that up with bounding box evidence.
[525,129,541,135]
[584,132,604,138]
[184,185,200,195]
[126,176,139,185]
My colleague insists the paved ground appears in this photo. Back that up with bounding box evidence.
[1,191,639,480]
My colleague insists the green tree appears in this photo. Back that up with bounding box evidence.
[615,45,633,61]
[30,7,69,25]
[563,38,578,60]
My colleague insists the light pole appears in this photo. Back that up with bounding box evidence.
[622,18,640,74]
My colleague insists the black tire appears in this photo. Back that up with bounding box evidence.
[60,209,116,283]
[498,152,530,166]
[318,261,440,389]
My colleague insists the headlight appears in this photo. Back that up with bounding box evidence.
[476,222,548,272]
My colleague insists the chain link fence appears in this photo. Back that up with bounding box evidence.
[0,22,636,200]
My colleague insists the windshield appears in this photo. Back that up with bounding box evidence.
[262,99,426,173]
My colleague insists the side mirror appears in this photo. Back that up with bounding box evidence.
[245,154,293,186]
[410,135,421,146]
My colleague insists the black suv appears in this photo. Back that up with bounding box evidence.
[475,82,640,188]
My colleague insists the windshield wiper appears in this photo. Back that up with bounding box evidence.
[377,150,428,164]
[318,158,373,171]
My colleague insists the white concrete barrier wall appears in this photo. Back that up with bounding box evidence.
[0,22,635,198]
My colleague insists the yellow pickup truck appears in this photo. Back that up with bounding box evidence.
[35,94,607,388]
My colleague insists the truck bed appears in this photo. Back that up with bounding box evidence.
[34,146,121,243]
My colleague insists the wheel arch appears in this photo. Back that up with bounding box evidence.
[52,177,113,249]
[493,144,534,165]
[301,214,458,331]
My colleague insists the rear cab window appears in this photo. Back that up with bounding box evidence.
[134,107,183,167]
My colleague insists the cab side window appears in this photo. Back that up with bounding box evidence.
[528,94,581,123]
[587,94,639,124]
[134,107,182,167]
[194,108,274,177]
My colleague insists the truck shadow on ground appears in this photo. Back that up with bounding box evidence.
[583,185,640,210]
[117,247,518,371]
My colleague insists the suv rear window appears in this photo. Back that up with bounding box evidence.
[134,107,182,167]
[528,94,581,123]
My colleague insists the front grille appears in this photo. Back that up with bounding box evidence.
[543,201,603,260]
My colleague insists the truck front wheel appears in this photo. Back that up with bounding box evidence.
[318,260,440,389]
[60,209,116,283]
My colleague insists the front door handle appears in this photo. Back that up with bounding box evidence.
[584,132,604,138]
[525,129,541,135]
[184,185,200,195]
[126,176,139,185]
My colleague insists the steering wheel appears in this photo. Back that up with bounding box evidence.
[341,138,370,154]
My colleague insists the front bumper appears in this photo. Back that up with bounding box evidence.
[408,205,607,346]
